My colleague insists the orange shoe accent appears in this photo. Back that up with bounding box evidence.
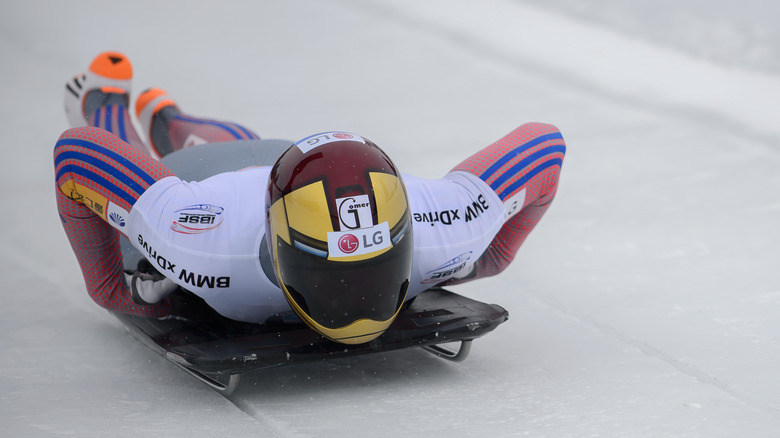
[99,86,127,94]
[152,99,176,114]
[88,51,132,80]
[135,87,167,118]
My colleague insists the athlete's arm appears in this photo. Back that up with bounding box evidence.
[54,126,175,317]
[445,122,566,283]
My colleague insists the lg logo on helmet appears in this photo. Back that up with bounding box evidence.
[337,231,385,255]
[328,223,391,258]
[296,131,365,154]
[337,234,360,254]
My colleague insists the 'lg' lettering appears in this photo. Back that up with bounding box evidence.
[363,231,384,248]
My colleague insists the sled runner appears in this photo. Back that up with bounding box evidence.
[115,140,509,394]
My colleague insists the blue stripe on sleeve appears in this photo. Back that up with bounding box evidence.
[489,145,566,191]
[55,164,138,207]
[497,159,563,201]
[54,137,157,186]
[480,132,563,182]
[55,150,146,195]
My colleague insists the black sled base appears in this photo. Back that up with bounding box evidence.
[114,288,508,394]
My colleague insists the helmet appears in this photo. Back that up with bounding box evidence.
[266,131,413,345]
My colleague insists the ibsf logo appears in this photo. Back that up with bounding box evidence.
[171,204,224,234]
[338,234,359,254]
[422,252,473,284]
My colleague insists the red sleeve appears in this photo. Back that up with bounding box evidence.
[445,123,565,284]
[56,187,171,318]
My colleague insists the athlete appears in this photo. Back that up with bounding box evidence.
[55,52,566,345]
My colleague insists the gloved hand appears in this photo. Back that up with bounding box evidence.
[124,271,178,305]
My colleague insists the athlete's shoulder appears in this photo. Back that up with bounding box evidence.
[144,166,270,198]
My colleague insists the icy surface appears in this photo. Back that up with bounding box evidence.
[517,0,780,74]
[2,0,780,436]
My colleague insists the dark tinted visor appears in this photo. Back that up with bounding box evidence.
[276,232,412,329]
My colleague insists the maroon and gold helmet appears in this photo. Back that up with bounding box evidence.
[265,131,413,344]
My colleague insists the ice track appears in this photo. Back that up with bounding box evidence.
[3,0,780,436]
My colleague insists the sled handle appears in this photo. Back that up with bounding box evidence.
[166,352,242,395]
[422,340,472,362]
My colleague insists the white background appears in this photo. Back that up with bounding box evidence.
[2,0,780,436]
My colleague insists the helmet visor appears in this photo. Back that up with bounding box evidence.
[275,230,412,330]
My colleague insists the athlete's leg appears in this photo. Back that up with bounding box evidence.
[447,122,566,283]
[54,126,175,317]
[83,89,149,154]
[135,88,260,158]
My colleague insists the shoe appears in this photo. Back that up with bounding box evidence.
[135,87,179,138]
[63,51,133,127]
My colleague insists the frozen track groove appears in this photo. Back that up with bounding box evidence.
[224,394,307,438]
[528,291,780,420]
